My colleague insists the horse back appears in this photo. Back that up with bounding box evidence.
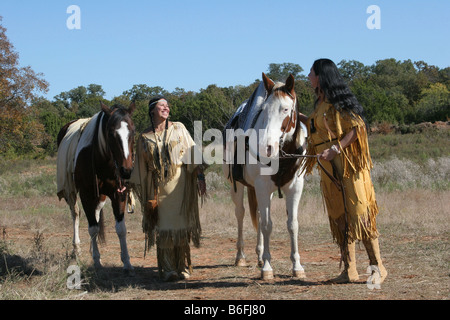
[57,119,78,148]
[56,118,91,200]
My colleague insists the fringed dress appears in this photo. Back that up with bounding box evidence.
[130,122,201,279]
[303,100,379,246]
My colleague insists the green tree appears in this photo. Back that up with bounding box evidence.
[351,78,409,125]
[416,83,450,122]
[122,84,168,102]
[53,84,107,118]
[266,63,304,81]
[338,60,371,84]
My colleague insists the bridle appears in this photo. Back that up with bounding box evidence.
[278,90,296,151]
[274,90,341,187]
[101,109,133,201]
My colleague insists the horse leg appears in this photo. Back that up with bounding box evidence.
[255,186,273,280]
[255,216,264,268]
[82,194,106,269]
[115,218,134,275]
[231,183,247,267]
[67,193,81,256]
[248,187,263,267]
[284,185,306,279]
[112,198,134,275]
[71,202,81,256]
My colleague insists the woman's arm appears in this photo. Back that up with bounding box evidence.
[298,112,308,126]
[319,127,357,161]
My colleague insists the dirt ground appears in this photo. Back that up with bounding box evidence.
[1,191,448,301]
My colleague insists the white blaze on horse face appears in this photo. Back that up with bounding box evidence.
[258,95,291,158]
[116,121,130,159]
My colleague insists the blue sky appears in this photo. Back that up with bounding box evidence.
[1,0,449,100]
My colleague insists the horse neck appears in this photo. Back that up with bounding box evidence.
[243,82,267,130]
[93,112,111,169]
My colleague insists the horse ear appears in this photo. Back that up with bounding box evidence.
[285,74,295,95]
[100,102,111,115]
[262,72,275,93]
[128,101,136,115]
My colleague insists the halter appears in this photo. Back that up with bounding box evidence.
[278,90,296,152]
[94,108,132,200]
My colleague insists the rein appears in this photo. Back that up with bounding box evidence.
[279,151,341,190]
[277,91,342,189]
[279,139,350,265]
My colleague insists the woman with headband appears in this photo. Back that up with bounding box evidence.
[130,96,205,281]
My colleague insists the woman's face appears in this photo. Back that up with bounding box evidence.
[308,67,319,89]
[153,99,170,120]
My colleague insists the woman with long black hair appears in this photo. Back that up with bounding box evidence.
[299,59,387,284]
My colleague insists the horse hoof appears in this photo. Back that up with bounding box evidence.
[162,271,179,282]
[124,268,136,277]
[258,260,264,268]
[235,259,247,267]
[72,245,81,257]
[261,270,274,281]
[293,270,306,279]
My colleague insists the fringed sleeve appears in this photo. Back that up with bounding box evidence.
[302,138,318,175]
[129,135,158,249]
[334,111,373,178]
[178,124,202,248]
[181,165,202,248]
[129,135,147,207]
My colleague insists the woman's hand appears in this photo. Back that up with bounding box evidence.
[319,128,358,162]
[319,148,339,161]
[196,168,207,197]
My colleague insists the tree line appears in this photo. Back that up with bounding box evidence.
[1,18,449,159]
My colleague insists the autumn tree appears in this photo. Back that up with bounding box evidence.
[0,17,48,109]
[0,17,49,157]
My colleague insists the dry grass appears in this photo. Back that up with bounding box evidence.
[0,157,449,300]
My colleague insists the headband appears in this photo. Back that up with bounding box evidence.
[149,98,167,107]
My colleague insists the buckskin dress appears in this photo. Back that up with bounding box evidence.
[130,122,201,280]
[303,100,379,247]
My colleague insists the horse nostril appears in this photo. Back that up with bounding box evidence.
[120,167,132,180]
[267,146,272,157]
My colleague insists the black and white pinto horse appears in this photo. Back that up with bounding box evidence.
[57,102,136,274]
[223,73,307,280]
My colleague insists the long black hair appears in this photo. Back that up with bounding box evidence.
[312,58,366,120]
[148,96,170,178]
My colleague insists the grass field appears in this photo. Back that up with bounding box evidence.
[0,126,449,300]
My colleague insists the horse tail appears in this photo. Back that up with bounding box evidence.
[97,208,106,244]
[247,186,258,230]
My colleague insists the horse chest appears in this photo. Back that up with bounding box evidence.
[271,158,300,187]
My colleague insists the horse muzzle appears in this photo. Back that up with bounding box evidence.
[119,167,133,180]
[259,142,279,159]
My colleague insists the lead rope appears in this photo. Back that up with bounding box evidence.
[280,149,349,266]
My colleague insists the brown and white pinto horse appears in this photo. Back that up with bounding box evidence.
[223,73,307,280]
[57,102,136,274]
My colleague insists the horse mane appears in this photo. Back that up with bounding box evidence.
[74,111,106,168]
[225,81,268,133]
